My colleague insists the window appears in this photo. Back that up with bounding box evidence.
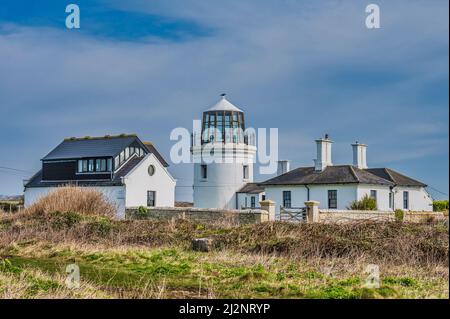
[125,147,130,159]
[148,165,155,176]
[403,191,409,210]
[389,192,393,209]
[88,159,94,172]
[201,165,207,179]
[328,190,337,209]
[251,196,256,208]
[370,190,377,204]
[262,195,266,201]
[147,191,156,207]
[114,156,119,169]
[78,158,111,173]
[119,150,125,164]
[282,191,291,208]
[243,165,249,180]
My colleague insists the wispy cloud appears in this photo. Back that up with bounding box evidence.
[0,0,448,199]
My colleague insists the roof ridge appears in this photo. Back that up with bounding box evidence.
[64,134,137,141]
[384,168,396,183]
[348,165,360,182]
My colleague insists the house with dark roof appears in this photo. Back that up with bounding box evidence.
[24,134,176,218]
[261,136,433,213]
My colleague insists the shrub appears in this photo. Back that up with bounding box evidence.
[50,211,83,229]
[87,217,114,236]
[347,195,377,210]
[394,209,404,222]
[433,200,449,212]
[136,206,149,218]
[26,186,116,218]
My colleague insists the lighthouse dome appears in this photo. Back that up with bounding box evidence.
[206,94,243,112]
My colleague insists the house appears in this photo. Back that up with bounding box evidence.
[261,136,433,213]
[236,183,265,209]
[24,134,176,218]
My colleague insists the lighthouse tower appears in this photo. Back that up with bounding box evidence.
[192,94,257,209]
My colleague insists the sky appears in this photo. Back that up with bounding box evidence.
[0,0,448,200]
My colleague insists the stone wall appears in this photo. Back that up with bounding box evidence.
[318,209,445,223]
[126,207,270,225]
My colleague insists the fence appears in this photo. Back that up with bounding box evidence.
[279,206,307,222]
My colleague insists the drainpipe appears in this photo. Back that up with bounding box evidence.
[390,184,397,210]
[305,185,310,201]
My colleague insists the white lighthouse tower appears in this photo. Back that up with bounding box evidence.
[191,94,257,209]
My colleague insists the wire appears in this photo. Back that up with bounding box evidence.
[0,166,33,174]
[426,186,449,197]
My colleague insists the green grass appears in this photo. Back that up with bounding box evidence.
[1,243,447,299]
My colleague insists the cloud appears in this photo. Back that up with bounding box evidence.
[0,0,448,199]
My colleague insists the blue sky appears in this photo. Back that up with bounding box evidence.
[0,0,448,200]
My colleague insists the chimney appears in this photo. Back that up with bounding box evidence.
[277,160,290,176]
[314,134,333,171]
[352,142,368,169]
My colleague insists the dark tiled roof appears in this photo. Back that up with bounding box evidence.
[143,142,169,167]
[42,135,139,160]
[261,165,394,186]
[366,168,426,187]
[113,156,144,182]
[25,156,145,188]
[237,183,265,194]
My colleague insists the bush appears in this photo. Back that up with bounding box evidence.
[433,200,449,212]
[394,209,404,222]
[347,195,377,210]
[136,206,149,218]
[26,186,116,218]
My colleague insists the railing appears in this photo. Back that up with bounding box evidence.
[279,206,307,222]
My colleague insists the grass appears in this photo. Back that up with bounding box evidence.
[1,241,448,299]
[0,187,448,299]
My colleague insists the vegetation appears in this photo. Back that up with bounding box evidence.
[433,200,449,212]
[0,187,448,299]
[347,195,377,210]
[394,209,404,222]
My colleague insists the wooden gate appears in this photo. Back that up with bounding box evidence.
[279,207,307,222]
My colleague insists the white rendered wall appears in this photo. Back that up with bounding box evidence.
[236,192,264,209]
[24,186,126,218]
[192,143,256,209]
[124,153,176,208]
[357,184,392,211]
[264,186,309,214]
[264,184,358,213]
[392,186,433,211]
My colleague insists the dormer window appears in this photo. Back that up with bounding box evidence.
[77,158,112,173]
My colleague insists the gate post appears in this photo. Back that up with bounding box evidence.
[260,200,276,221]
[305,201,320,223]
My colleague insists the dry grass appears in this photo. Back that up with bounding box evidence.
[0,189,448,299]
[25,186,116,218]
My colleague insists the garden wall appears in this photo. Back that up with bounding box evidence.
[126,207,270,225]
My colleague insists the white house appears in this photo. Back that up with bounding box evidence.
[24,134,176,218]
[191,94,257,209]
[261,136,433,213]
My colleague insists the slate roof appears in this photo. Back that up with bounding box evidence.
[366,168,427,187]
[143,142,169,167]
[42,135,139,161]
[261,165,395,186]
[237,183,265,194]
